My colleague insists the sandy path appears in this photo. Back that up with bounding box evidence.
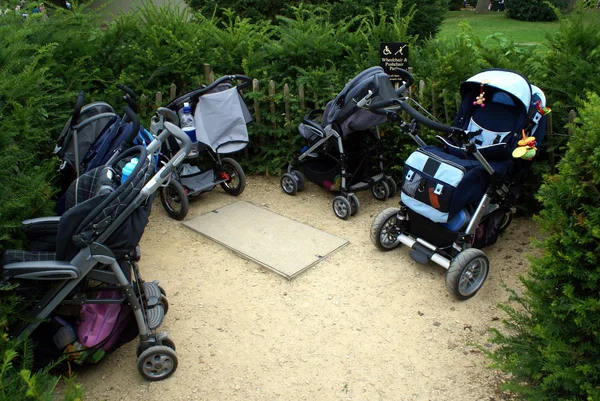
[76,175,538,400]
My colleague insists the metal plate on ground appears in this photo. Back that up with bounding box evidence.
[183,201,348,279]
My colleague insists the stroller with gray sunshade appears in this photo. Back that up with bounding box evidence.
[150,74,253,220]
[2,110,193,380]
[281,67,406,220]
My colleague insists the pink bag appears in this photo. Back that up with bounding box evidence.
[77,291,122,350]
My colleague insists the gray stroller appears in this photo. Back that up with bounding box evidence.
[2,111,192,380]
[281,67,406,219]
[150,75,253,220]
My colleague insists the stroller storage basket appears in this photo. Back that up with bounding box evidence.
[303,157,342,191]
[401,149,465,223]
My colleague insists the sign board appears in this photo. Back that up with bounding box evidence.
[380,42,409,82]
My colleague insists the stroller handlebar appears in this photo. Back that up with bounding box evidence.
[394,68,415,96]
[188,74,253,105]
[71,91,86,127]
[116,83,137,101]
[122,106,140,145]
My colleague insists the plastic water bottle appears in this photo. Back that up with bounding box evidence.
[180,102,198,157]
[121,157,138,184]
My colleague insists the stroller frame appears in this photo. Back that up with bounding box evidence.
[150,74,253,220]
[3,116,193,380]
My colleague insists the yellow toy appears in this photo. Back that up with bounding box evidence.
[512,131,537,160]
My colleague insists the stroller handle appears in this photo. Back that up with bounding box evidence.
[189,74,252,104]
[394,68,414,95]
[116,83,137,101]
[123,106,141,145]
[71,91,86,127]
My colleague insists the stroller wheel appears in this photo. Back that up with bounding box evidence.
[136,336,176,357]
[137,345,178,381]
[386,177,398,198]
[220,157,246,196]
[291,170,305,191]
[332,196,351,220]
[349,194,360,216]
[281,173,298,195]
[499,211,513,232]
[160,180,189,220]
[445,248,490,300]
[370,207,402,251]
[371,180,390,201]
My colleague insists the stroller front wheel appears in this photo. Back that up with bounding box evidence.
[332,196,351,220]
[160,180,189,220]
[137,345,178,381]
[370,207,402,251]
[445,248,490,300]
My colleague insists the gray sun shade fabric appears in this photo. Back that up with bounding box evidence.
[193,87,252,154]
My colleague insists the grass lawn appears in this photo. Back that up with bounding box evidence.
[439,10,559,47]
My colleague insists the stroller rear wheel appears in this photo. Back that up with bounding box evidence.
[281,173,298,195]
[445,248,489,300]
[160,180,189,220]
[371,180,390,201]
[291,170,305,191]
[386,177,398,198]
[220,157,246,196]
[499,211,513,232]
[349,194,360,216]
[332,196,351,220]
[370,207,402,251]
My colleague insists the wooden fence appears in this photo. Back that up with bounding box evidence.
[138,63,574,170]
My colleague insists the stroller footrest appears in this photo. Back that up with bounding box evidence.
[146,304,165,330]
[143,281,166,330]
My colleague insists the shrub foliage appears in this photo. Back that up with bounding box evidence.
[486,92,600,400]
[505,0,569,21]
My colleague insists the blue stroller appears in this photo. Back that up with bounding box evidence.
[369,68,548,299]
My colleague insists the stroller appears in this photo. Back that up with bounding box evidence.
[281,66,402,220]
[369,68,549,299]
[54,85,155,212]
[1,110,192,380]
[150,74,253,220]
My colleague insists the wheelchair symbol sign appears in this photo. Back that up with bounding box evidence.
[380,42,409,82]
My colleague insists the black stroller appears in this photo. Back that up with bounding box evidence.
[150,74,253,220]
[281,67,401,220]
[369,68,548,299]
[1,111,193,380]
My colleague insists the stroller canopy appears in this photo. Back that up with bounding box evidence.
[323,66,397,136]
[461,70,532,113]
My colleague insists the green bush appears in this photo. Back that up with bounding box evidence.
[449,0,464,10]
[505,0,569,21]
[540,5,600,157]
[486,92,600,400]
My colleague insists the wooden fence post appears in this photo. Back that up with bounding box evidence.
[155,92,162,107]
[203,63,211,84]
[419,80,425,103]
[252,79,263,146]
[140,94,147,115]
[568,109,577,135]
[298,84,305,112]
[442,89,449,124]
[169,83,177,101]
